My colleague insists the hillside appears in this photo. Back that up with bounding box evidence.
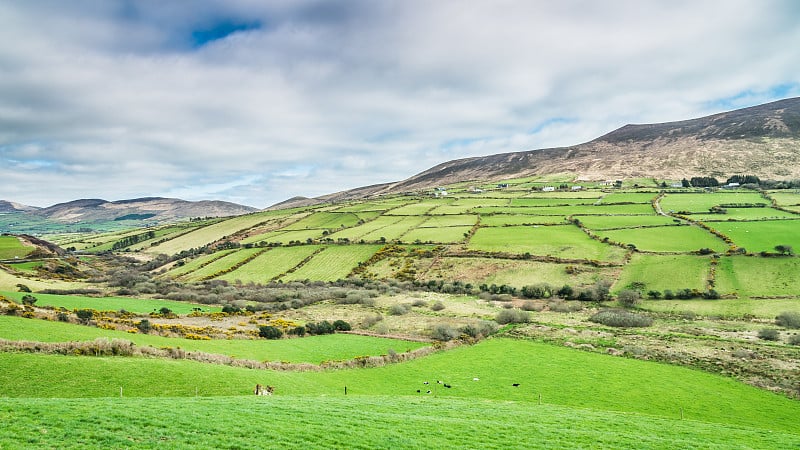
[317,97,800,201]
[29,197,258,223]
[0,200,38,213]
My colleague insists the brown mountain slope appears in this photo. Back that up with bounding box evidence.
[32,197,258,223]
[322,97,800,200]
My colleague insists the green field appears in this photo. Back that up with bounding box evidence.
[510,198,597,207]
[182,248,265,281]
[217,245,322,283]
[281,245,382,282]
[2,339,798,435]
[282,211,363,230]
[597,226,727,253]
[469,225,626,261]
[689,207,797,221]
[642,297,800,318]
[714,256,800,298]
[660,192,768,213]
[578,215,680,230]
[597,192,658,204]
[0,291,221,314]
[476,204,655,216]
[402,226,472,244]
[0,235,32,259]
[768,191,800,206]
[163,249,238,278]
[707,220,800,253]
[614,254,711,292]
[0,316,425,363]
[479,214,569,226]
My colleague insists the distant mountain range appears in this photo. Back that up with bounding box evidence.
[0,197,257,223]
[302,97,800,204]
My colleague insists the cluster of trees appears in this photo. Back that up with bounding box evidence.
[260,320,352,340]
[111,230,156,251]
[677,175,761,188]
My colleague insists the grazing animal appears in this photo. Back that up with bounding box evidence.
[423,381,429,385]
[512,383,520,387]
[426,390,431,394]
[443,384,452,388]
[437,380,442,384]
[254,384,274,396]
[416,389,421,393]
[473,378,480,381]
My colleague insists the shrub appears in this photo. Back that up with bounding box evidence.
[521,283,552,299]
[495,309,530,325]
[16,284,31,293]
[548,300,583,313]
[333,320,352,331]
[430,324,459,341]
[56,312,70,322]
[222,304,242,314]
[361,313,383,328]
[775,311,800,329]
[75,309,94,323]
[788,334,800,346]
[461,320,497,338]
[589,309,653,328]
[259,325,283,339]
[617,289,641,308]
[20,295,37,306]
[521,301,543,312]
[757,328,779,341]
[430,301,445,311]
[136,319,152,334]
[289,326,306,336]
[306,321,335,335]
[647,290,662,299]
[411,299,428,307]
[388,304,410,316]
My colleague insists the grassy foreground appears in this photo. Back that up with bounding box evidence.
[2,396,798,449]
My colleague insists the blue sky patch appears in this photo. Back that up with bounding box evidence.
[191,21,261,48]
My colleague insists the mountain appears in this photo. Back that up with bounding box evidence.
[0,200,39,213]
[315,97,800,201]
[31,197,258,223]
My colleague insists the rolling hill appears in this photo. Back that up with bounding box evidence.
[314,97,800,202]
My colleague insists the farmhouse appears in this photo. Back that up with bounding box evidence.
[542,186,555,192]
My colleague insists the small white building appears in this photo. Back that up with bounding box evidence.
[571,185,583,191]
[542,186,556,192]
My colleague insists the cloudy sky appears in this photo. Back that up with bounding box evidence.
[1,0,799,208]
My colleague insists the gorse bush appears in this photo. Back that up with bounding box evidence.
[775,311,800,329]
[430,324,459,341]
[388,304,410,316]
[430,301,445,311]
[617,289,641,308]
[788,334,800,346]
[258,325,283,340]
[589,309,653,328]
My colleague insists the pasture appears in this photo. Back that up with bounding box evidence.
[1,338,799,435]
[281,245,381,282]
[469,225,627,261]
[689,207,797,221]
[614,254,711,292]
[401,226,472,244]
[216,246,322,283]
[181,248,264,281]
[577,215,680,230]
[0,292,220,315]
[596,225,728,253]
[479,214,569,226]
[707,220,800,253]
[659,192,768,213]
[0,316,425,363]
[0,235,31,259]
[713,256,800,298]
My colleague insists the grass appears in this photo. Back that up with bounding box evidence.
[424,257,616,289]
[3,261,44,273]
[282,211,363,230]
[475,204,655,216]
[182,248,265,281]
[660,192,768,213]
[401,226,472,244]
[469,225,626,261]
[597,192,658,204]
[217,246,322,283]
[281,245,382,282]
[0,235,32,259]
[614,254,711,292]
[578,215,680,230]
[642,297,800,319]
[706,220,800,253]
[714,256,800,298]
[0,291,220,314]
[3,396,799,449]
[359,216,428,242]
[384,201,448,215]
[596,226,728,253]
[163,249,238,278]
[690,208,797,221]
[0,315,426,363]
[2,338,799,434]
[479,214,569,226]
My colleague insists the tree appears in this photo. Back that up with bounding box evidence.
[21,295,37,306]
[136,319,152,334]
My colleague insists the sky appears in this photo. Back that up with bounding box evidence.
[1,0,799,209]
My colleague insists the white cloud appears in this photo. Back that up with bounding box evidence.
[1,0,799,208]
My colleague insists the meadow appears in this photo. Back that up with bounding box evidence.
[613,254,711,292]
[596,225,728,253]
[706,220,800,253]
[0,235,32,259]
[469,225,627,261]
[0,291,220,314]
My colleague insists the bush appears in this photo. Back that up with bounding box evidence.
[222,304,242,314]
[461,320,497,338]
[411,299,428,307]
[259,325,283,339]
[775,311,800,329]
[289,325,306,336]
[306,321,335,335]
[521,301,543,312]
[495,309,530,325]
[430,301,445,311]
[56,312,70,322]
[75,309,94,323]
[548,300,583,313]
[21,295,37,306]
[617,289,641,308]
[430,324,459,341]
[788,334,800,346]
[388,304,410,316]
[589,309,653,328]
[757,328,780,341]
[136,319,152,334]
[333,320,351,331]
[361,313,383,328]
